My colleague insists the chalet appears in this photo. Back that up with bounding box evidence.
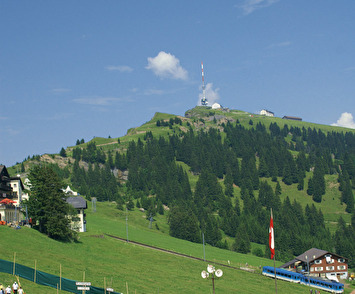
[260,109,274,117]
[66,196,87,232]
[280,248,348,281]
[282,115,302,121]
[0,165,24,223]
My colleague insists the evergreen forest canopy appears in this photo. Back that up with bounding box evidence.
[22,110,355,266]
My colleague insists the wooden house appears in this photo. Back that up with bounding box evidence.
[280,248,348,281]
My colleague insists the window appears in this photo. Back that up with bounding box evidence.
[315,267,323,271]
[314,260,322,264]
[337,265,346,270]
[310,268,314,272]
[338,258,345,263]
[326,266,334,271]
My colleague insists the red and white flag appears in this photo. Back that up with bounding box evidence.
[269,208,275,259]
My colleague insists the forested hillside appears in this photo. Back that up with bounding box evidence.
[14,107,355,267]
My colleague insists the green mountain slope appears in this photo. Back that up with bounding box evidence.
[8,107,355,266]
[3,201,354,293]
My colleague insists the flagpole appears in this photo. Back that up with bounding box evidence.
[270,208,277,294]
[273,254,277,294]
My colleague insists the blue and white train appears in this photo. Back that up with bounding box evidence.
[262,266,344,293]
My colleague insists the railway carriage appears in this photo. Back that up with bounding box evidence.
[262,266,344,293]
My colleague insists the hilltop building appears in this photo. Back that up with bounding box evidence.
[260,109,274,117]
[211,103,222,110]
[283,115,302,121]
[280,248,348,281]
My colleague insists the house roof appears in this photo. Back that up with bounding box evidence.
[0,165,10,180]
[296,248,328,263]
[261,109,274,114]
[66,196,87,209]
[282,116,302,121]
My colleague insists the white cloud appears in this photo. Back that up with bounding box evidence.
[331,112,355,129]
[105,65,133,72]
[198,83,220,106]
[146,51,188,80]
[73,96,133,106]
[238,0,280,15]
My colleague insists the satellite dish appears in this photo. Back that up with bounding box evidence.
[201,270,209,279]
[215,269,223,278]
[207,265,215,274]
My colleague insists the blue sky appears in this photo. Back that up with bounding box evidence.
[1,0,355,167]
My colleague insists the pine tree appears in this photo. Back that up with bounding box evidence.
[224,167,234,197]
[307,177,314,196]
[25,165,75,241]
[233,222,251,254]
[59,147,67,157]
[168,203,201,243]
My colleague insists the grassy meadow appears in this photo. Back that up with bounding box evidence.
[1,201,354,293]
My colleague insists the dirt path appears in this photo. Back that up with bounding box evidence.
[105,233,255,273]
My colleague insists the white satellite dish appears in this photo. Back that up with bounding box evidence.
[207,265,215,274]
[215,269,223,278]
[201,270,209,279]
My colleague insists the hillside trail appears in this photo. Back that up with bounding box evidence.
[105,233,255,273]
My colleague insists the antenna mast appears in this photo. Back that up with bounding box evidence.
[201,62,208,106]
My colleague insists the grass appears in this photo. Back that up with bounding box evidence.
[2,201,352,293]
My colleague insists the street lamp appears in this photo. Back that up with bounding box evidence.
[201,264,223,294]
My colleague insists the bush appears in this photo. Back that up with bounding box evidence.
[252,247,264,257]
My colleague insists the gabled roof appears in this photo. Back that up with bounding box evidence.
[261,109,274,114]
[296,248,328,263]
[66,196,87,209]
[0,165,10,180]
[282,116,302,121]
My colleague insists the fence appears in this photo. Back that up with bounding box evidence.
[0,259,121,294]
